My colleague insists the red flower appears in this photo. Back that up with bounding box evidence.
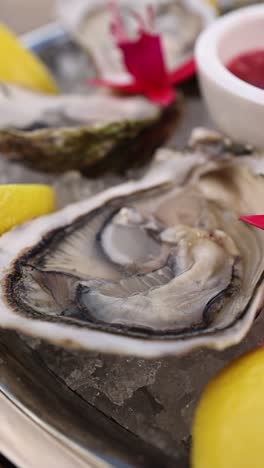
[92,0,196,106]
[240,215,264,230]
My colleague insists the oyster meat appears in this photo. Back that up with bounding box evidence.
[57,0,215,80]
[1,128,264,357]
[0,82,179,173]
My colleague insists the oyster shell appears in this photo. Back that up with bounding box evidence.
[57,0,215,81]
[1,129,264,357]
[219,0,262,13]
[0,83,179,174]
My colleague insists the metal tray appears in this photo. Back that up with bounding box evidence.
[0,22,215,468]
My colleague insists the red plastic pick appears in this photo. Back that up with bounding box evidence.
[240,215,264,230]
[91,0,196,106]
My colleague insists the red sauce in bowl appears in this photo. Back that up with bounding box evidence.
[227,49,264,89]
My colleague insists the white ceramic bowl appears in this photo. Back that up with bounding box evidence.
[195,4,264,148]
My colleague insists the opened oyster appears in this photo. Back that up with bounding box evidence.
[57,0,215,81]
[0,83,179,173]
[0,129,264,357]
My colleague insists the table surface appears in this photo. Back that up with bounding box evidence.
[0,0,55,33]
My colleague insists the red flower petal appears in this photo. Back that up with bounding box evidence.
[169,57,197,85]
[109,0,127,43]
[240,215,264,230]
[145,86,176,106]
[120,32,169,92]
[90,2,196,106]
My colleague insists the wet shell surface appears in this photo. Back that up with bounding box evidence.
[1,128,264,357]
[0,83,179,174]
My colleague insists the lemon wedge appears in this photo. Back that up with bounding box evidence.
[0,23,59,94]
[192,347,264,468]
[207,0,218,8]
[0,184,55,235]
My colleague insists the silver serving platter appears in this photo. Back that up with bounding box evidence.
[0,18,217,468]
[1,12,263,468]
[0,23,179,468]
[1,18,236,468]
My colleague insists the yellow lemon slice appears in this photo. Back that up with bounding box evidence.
[206,0,218,9]
[0,184,55,235]
[192,347,264,468]
[0,24,59,94]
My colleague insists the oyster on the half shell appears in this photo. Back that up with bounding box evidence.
[57,0,215,81]
[0,83,179,174]
[1,128,264,358]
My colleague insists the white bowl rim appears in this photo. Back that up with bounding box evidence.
[195,4,264,105]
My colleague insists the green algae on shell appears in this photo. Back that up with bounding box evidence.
[0,83,180,174]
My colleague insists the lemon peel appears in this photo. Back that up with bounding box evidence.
[192,347,264,468]
[0,23,59,94]
[0,184,55,234]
